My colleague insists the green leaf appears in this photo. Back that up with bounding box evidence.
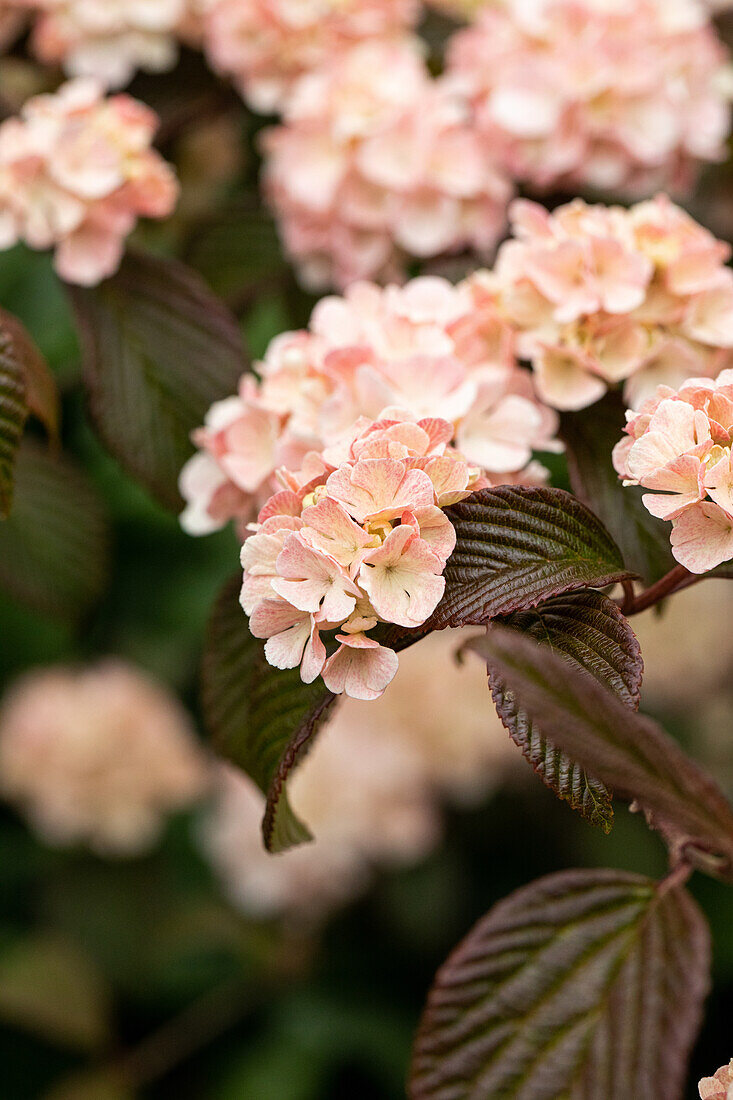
[561,393,675,585]
[0,440,109,620]
[410,869,710,1100]
[69,249,247,511]
[487,592,643,832]
[472,626,733,880]
[0,935,111,1051]
[202,575,337,852]
[429,486,633,629]
[185,202,288,307]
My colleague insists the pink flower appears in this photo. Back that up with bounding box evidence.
[261,38,513,289]
[0,661,208,855]
[616,369,733,572]
[447,0,731,197]
[699,1059,733,1099]
[0,78,178,285]
[495,195,733,410]
[359,522,445,627]
[180,275,560,536]
[322,632,399,700]
[20,0,194,88]
[200,0,420,114]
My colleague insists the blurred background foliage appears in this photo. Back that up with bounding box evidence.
[1,27,733,1100]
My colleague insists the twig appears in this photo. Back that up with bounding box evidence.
[619,564,701,617]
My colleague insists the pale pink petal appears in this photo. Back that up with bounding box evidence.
[670,501,733,573]
[359,525,445,627]
[322,633,399,701]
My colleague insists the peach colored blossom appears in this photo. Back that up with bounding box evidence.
[200,0,420,115]
[19,0,194,88]
[239,416,471,699]
[615,369,733,572]
[261,38,513,289]
[0,661,208,855]
[0,78,178,285]
[699,1060,733,1100]
[199,630,519,921]
[447,0,732,198]
[494,195,733,410]
[179,275,560,536]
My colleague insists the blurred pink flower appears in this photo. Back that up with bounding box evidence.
[200,0,420,114]
[447,0,731,197]
[494,195,733,410]
[615,369,733,572]
[699,1059,733,1099]
[0,661,208,855]
[0,78,178,284]
[261,38,513,289]
[179,275,560,536]
[19,0,194,88]
[199,630,518,921]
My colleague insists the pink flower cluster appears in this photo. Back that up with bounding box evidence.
[447,0,731,197]
[200,0,420,115]
[180,275,559,538]
[19,0,193,88]
[241,412,475,701]
[614,370,733,573]
[0,78,178,285]
[261,38,513,289]
[699,1060,733,1100]
[0,661,208,855]
[493,195,733,410]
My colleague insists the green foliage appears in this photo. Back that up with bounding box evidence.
[69,250,248,511]
[488,591,643,832]
[411,870,709,1100]
[0,935,111,1052]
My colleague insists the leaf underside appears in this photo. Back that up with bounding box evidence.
[429,486,633,630]
[69,250,247,511]
[202,574,337,852]
[410,869,710,1100]
[473,626,733,879]
[487,591,643,831]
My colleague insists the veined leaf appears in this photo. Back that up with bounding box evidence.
[0,308,58,518]
[561,394,675,585]
[472,626,733,879]
[488,592,642,832]
[411,869,710,1100]
[69,250,247,511]
[0,441,109,620]
[429,487,632,630]
[202,574,337,852]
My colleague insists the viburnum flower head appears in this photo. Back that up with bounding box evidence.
[494,194,733,411]
[19,0,194,88]
[699,1060,733,1100]
[0,78,178,285]
[614,369,733,573]
[0,661,208,855]
[261,38,513,289]
[201,0,420,115]
[447,0,732,197]
[180,275,559,541]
